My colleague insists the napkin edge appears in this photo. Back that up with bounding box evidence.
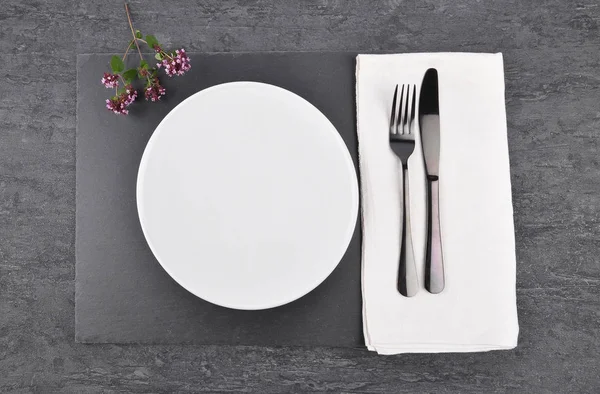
[356,55,374,349]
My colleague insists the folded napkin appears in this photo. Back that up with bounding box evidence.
[357,53,519,354]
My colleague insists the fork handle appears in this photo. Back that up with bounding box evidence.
[426,176,445,294]
[398,164,419,297]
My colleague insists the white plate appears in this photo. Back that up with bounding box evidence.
[137,81,358,310]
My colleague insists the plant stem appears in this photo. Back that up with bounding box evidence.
[124,3,143,61]
[161,50,174,61]
[122,39,134,61]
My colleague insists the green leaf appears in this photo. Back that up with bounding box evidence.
[145,34,159,49]
[140,59,149,69]
[123,68,138,83]
[117,87,126,95]
[155,52,163,61]
[110,55,125,73]
[135,29,142,39]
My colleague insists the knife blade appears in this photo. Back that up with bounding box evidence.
[419,68,445,294]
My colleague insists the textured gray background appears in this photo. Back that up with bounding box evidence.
[1,0,599,392]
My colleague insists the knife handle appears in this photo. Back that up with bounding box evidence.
[426,176,445,294]
[398,164,419,297]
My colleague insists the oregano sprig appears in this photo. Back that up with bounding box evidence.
[102,3,191,115]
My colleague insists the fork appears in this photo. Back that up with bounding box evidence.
[389,84,419,297]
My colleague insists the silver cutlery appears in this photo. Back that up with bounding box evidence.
[389,84,419,297]
[418,69,445,294]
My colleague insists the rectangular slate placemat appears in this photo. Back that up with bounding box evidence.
[76,52,362,346]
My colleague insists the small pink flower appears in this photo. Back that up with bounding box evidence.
[144,77,166,102]
[106,98,129,115]
[101,72,119,88]
[158,48,191,77]
[106,85,137,115]
[124,85,138,105]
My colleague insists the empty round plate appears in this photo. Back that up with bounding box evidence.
[137,81,358,310]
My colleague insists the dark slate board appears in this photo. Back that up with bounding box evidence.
[75,52,362,346]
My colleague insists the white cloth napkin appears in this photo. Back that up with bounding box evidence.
[357,53,519,354]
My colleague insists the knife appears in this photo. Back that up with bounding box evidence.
[419,68,445,294]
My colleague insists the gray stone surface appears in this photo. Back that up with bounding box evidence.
[76,52,363,347]
[0,0,598,392]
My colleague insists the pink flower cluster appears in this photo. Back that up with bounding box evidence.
[157,49,191,77]
[105,85,138,115]
[145,78,166,102]
[101,2,192,116]
[101,72,119,88]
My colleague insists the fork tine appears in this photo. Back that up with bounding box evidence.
[402,84,410,135]
[409,84,416,134]
[397,84,405,134]
[390,85,398,135]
